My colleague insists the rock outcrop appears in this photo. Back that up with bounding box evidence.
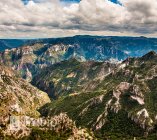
[0,64,50,135]
[1,113,95,140]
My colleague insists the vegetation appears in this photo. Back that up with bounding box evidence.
[38,52,157,139]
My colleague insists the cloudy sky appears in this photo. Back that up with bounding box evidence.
[1,0,157,38]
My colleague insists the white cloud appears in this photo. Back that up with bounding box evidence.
[0,0,157,38]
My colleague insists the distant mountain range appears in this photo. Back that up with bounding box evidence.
[1,35,157,81]
[1,36,157,59]
[0,39,28,51]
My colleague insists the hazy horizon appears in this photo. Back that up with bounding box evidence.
[0,34,157,40]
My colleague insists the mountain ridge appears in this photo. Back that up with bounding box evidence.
[1,35,157,82]
[37,51,157,139]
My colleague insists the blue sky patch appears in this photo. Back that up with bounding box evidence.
[22,0,121,5]
[109,0,122,5]
[22,0,81,5]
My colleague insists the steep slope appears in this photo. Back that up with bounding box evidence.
[0,63,95,139]
[39,52,157,139]
[32,58,117,98]
[0,63,50,127]
[0,43,69,81]
[1,113,95,140]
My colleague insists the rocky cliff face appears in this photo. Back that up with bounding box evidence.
[1,113,95,139]
[0,63,51,137]
[0,43,72,81]
[0,63,95,139]
[32,58,118,98]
